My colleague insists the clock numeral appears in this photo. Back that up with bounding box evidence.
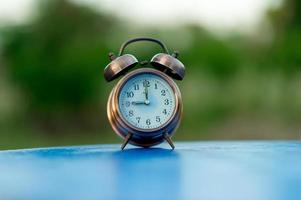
[136,117,141,123]
[156,116,160,122]
[129,110,134,117]
[161,90,166,96]
[146,119,151,125]
[155,83,158,89]
[162,109,167,115]
[164,99,169,105]
[125,101,130,107]
[143,80,150,87]
[134,84,139,90]
[126,91,134,98]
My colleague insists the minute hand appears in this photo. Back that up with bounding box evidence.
[144,82,150,105]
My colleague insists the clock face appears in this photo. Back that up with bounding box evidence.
[118,72,176,130]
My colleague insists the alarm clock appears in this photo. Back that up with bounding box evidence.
[104,37,185,150]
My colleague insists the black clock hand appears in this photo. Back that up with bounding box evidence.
[131,101,145,105]
[144,81,150,105]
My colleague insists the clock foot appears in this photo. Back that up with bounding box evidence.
[164,133,175,150]
[121,133,132,150]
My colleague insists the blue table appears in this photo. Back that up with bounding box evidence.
[0,141,300,200]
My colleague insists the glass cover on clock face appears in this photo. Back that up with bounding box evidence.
[118,72,176,130]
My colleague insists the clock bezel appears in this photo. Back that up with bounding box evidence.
[110,68,181,134]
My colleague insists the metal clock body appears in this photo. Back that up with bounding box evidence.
[104,37,185,149]
[107,68,182,148]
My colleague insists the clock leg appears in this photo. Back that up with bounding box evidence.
[164,133,175,150]
[121,133,132,150]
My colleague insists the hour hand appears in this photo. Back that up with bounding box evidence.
[131,101,145,105]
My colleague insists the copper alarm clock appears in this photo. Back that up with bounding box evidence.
[104,37,185,149]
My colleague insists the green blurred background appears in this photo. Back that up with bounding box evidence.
[0,0,300,149]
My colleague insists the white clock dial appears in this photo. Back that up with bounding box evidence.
[118,73,176,130]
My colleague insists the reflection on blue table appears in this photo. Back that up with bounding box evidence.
[0,141,300,200]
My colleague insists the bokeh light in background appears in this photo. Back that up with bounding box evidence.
[0,0,300,149]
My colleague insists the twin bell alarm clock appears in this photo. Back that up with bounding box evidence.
[104,37,185,150]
